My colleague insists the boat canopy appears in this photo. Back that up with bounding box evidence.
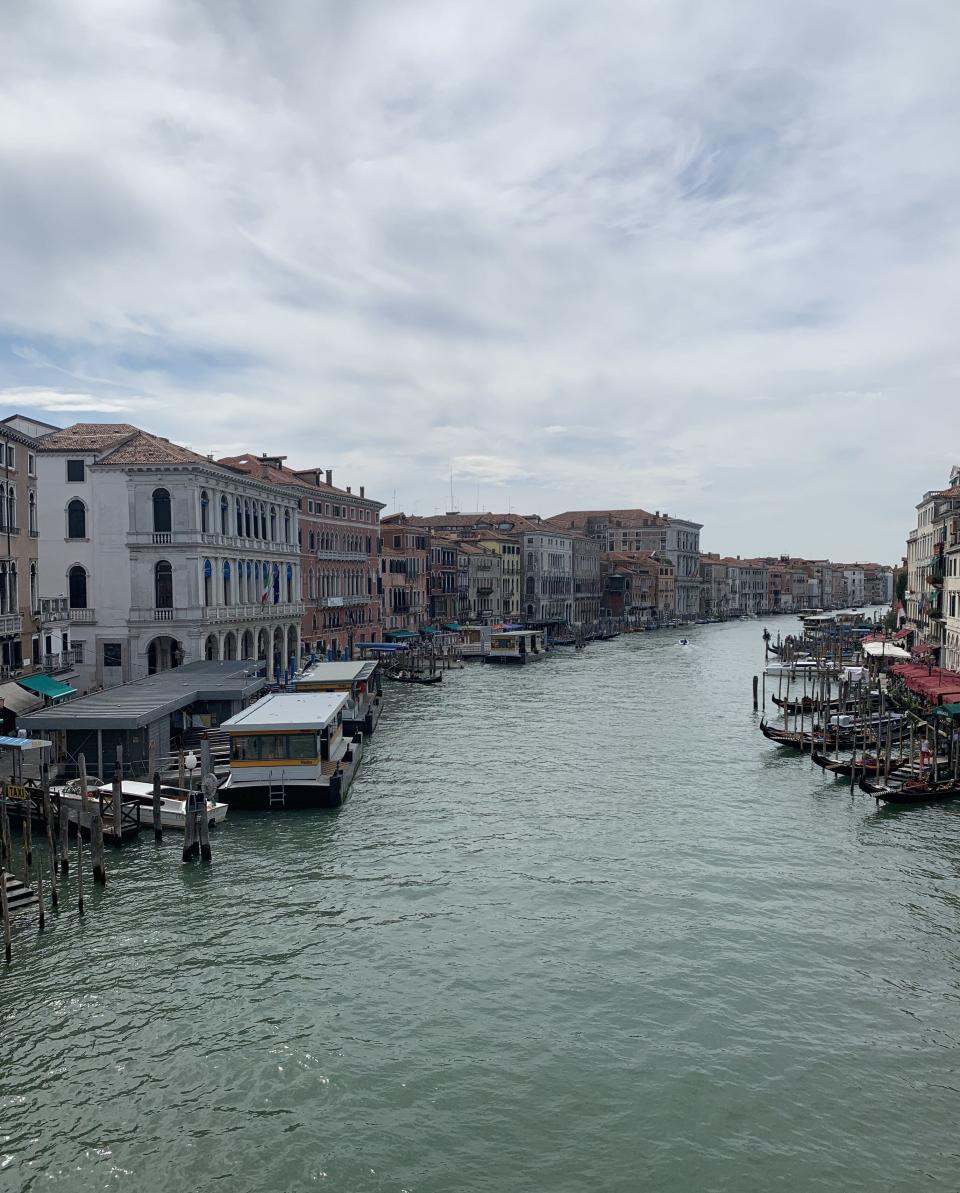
[442,623,462,631]
[385,629,417,639]
[933,703,960,717]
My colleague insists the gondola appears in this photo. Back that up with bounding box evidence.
[873,778,960,805]
[385,671,442,685]
[811,751,907,778]
[760,719,867,750]
[771,693,881,717]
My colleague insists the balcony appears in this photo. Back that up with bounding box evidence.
[126,530,297,555]
[315,549,371,561]
[39,597,69,625]
[0,612,23,636]
[320,595,368,607]
[41,651,75,675]
[69,608,96,624]
[128,602,305,625]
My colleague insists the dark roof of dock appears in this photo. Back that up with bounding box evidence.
[18,661,266,731]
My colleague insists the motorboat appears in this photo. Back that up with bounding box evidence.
[56,778,227,830]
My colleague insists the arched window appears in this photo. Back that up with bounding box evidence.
[309,531,315,551]
[7,486,15,532]
[152,487,172,533]
[286,563,293,603]
[252,503,260,539]
[223,559,232,605]
[283,509,291,543]
[67,499,86,539]
[68,564,88,609]
[28,491,37,535]
[220,494,229,535]
[203,558,212,606]
[236,497,243,537]
[29,561,38,613]
[155,560,173,608]
[270,506,277,540]
[237,560,245,604]
[244,498,251,538]
[200,490,209,532]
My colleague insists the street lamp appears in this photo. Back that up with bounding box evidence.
[185,750,198,803]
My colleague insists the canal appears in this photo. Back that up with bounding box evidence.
[3,615,960,1191]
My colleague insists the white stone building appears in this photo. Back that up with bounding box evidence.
[521,524,574,623]
[34,423,304,690]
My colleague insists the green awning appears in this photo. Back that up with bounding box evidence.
[385,629,417,639]
[421,626,438,635]
[442,623,462,632]
[933,703,960,717]
[16,675,77,701]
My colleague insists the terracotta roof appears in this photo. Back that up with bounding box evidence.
[99,430,215,467]
[220,454,383,506]
[390,512,544,536]
[546,508,668,530]
[37,423,140,452]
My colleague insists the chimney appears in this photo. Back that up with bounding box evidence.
[346,486,351,494]
[360,486,365,498]
[326,469,332,486]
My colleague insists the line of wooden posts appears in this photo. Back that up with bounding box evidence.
[1,738,216,967]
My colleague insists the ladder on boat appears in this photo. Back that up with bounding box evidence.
[268,779,285,810]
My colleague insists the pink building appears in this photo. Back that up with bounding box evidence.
[380,514,429,633]
[220,455,383,658]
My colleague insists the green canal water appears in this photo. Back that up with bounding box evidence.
[3,616,960,1192]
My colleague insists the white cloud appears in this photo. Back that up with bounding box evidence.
[0,387,138,413]
[0,0,958,559]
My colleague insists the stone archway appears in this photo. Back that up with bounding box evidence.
[223,630,237,661]
[257,628,270,662]
[272,626,284,677]
[204,633,219,661]
[286,624,299,671]
[146,635,182,675]
[240,629,254,660]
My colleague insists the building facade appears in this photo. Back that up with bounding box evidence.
[33,423,304,690]
[220,455,383,658]
[380,515,429,632]
[0,418,43,678]
[521,526,573,622]
[547,508,702,616]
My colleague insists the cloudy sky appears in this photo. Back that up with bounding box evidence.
[2,0,958,561]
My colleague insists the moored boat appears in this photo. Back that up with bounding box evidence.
[811,751,908,778]
[873,778,960,805]
[485,629,546,664]
[56,778,227,830]
[220,691,359,810]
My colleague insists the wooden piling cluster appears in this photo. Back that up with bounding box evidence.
[1,735,218,968]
